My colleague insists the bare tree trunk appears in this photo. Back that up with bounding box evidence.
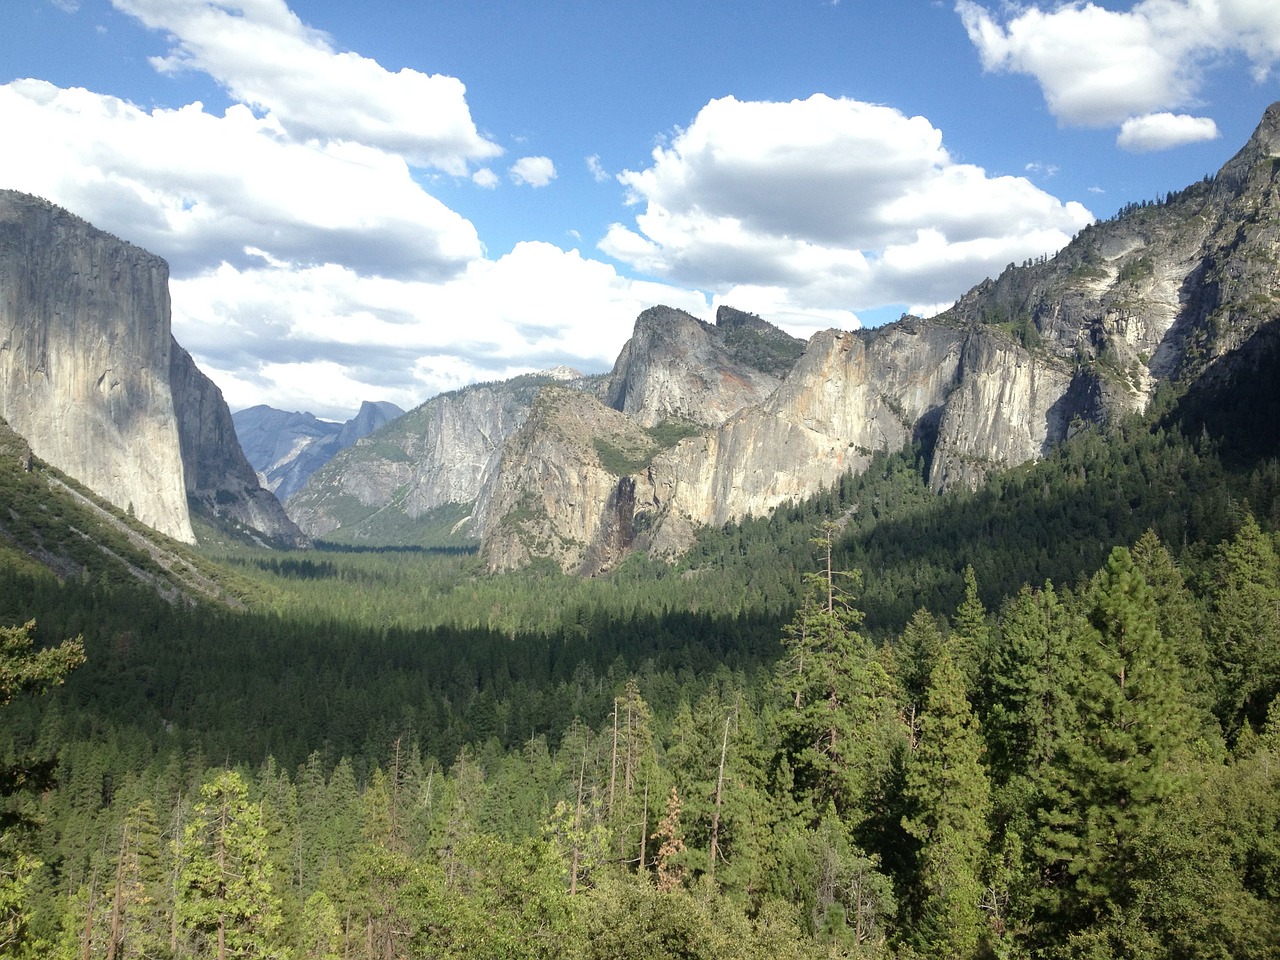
[708,714,731,882]
[106,824,129,960]
[570,742,587,896]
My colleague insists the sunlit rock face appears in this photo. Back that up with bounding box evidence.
[286,373,568,541]
[0,189,304,547]
[0,189,195,543]
[157,101,1280,572]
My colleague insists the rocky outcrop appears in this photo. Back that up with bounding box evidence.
[286,371,577,540]
[601,305,803,428]
[0,189,194,542]
[0,189,301,548]
[475,386,661,575]
[234,400,403,502]
[170,345,309,547]
[475,102,1280,570]
[235,101,1280,573]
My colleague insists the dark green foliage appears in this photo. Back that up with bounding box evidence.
[5,313,1280,955]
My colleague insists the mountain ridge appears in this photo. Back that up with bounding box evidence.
[293,100,1280,574]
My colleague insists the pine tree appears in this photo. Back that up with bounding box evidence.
[1035,547,1196,936]
[1207,512,1280,732]
[174,770,283,960]
[901,649,992,959]
[950,565,990,696]
[775,524,897,824]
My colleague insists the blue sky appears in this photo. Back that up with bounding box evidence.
[3,0,1279,418]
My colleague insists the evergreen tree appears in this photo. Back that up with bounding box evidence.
[1034,547,1196,938]
[0,619,82,958]
[949,565,990,696]
[1207,512,1280,732]
[774,524,897,824]
[174,770,282,960]
[901,648,992,959]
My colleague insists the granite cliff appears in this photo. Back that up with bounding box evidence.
[285,102,1280,573]
[286,370,579,544]
[0,189,302,548]
[234,400,404,502]
[474,102,1280,571]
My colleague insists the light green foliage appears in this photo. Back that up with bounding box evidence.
[174,770,282,960]
[0,619,82,958]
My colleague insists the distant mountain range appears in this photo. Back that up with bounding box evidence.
[233,401,404,503]
[276,102,1280,574]
[3,102,1279,574]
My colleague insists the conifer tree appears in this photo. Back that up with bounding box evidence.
[950,565,990,696]
[901,648,992,959]
[174,770,282,960]
[775,524,897,824]
[1207,512,1280,731]
[1035,547,1195,936]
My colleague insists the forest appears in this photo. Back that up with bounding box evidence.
[2,372,1280,959]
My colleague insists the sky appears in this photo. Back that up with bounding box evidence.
[2,1,1279,420]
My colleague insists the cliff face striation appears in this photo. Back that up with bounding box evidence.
[474,102,1280,571]
[286,370,580,543]
[600,305,804,428]
[170,345,309,547]
[276,102,1280,572]
[0,190,301,548]
[0,190,194,542]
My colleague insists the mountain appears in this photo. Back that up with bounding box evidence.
[233,400,404,502]
[285,369,579,544]
[271,101,1280,573]
[0,189,305,549]
[477,102,1280,571]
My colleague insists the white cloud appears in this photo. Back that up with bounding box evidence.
[472,168,499,189]
[510,155,557,188]
[600,94,1092,312]
[171,242,711,419]
[587,154,610,182]
[1117,112,1220,151]
[112,0,500,173]
[957,0,1280,128]
[0,80,482,281]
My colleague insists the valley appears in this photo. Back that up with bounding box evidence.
[0,104,1279,960]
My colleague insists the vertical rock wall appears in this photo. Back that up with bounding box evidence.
[0,191,194,543]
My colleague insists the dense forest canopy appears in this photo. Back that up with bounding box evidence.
[3,365,1280,958]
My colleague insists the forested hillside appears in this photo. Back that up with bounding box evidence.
[3,365,1280,958]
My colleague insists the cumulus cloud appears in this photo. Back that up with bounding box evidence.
[112,0,501,173]
[170,242,710,419]
[510,155,557,187]
[957,0,1280,129]
[600,94,1092,316]
[472,168,500,189]
[1117,112,1220,152]
[0,80,482,280]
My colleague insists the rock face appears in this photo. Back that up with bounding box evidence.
[474,386,661,574]
[475,101,1280,571]
[234,400,404,502]
[286,371,578,541]
[170,346,309,547]
[601,305,804,428]
[292,102,1280,573]
[0,189,301,547]
[0,190,194,542]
